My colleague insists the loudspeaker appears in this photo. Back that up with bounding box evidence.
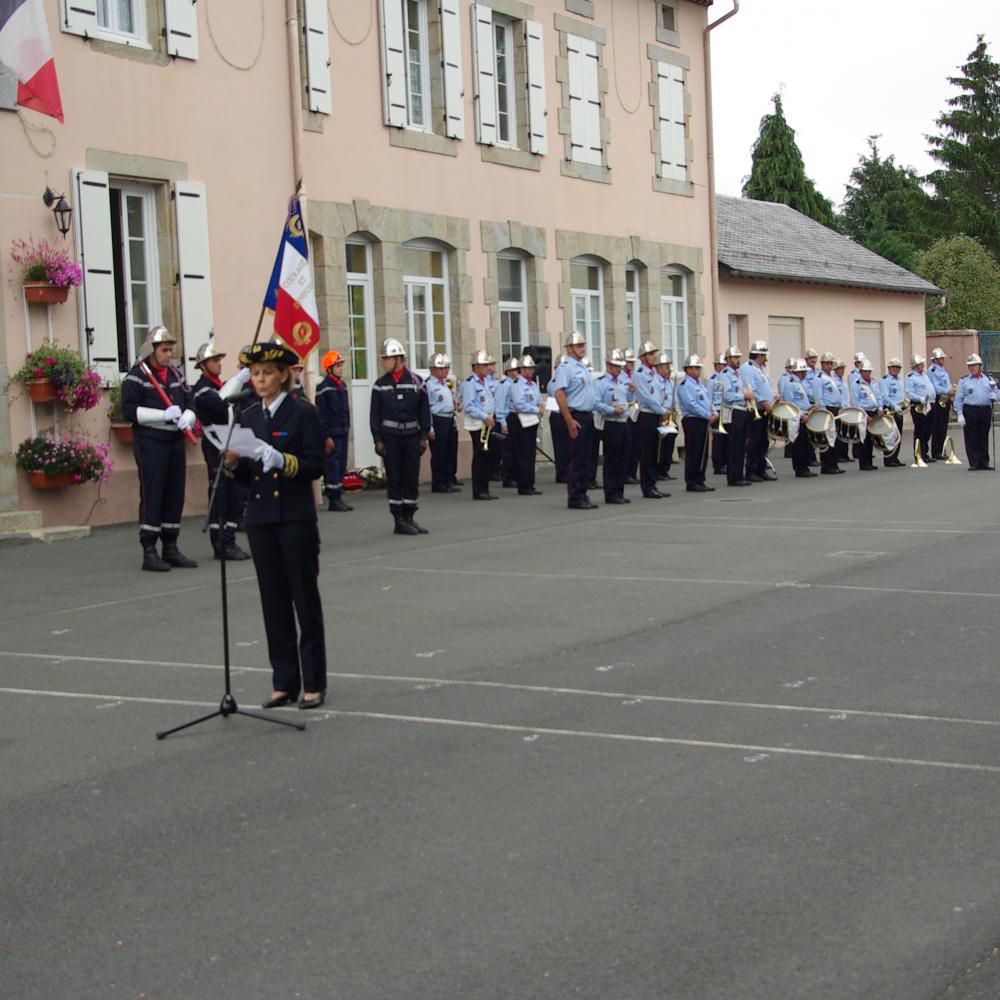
[525,344,552,389]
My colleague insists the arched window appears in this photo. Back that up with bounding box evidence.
[498,249,528,360]
[346,236,375,381]
[660,266,688,362]
[401,239,451,370]
[625,261,645,353]
[570,255,606,368]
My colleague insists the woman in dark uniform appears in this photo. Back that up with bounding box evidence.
[223,342,328,710]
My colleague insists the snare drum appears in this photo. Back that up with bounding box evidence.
[868,413,900,453]
[767,400,801,443]
[835,407,865,444]
[804,409,834,451]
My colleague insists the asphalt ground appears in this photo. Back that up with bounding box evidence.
[3,430,1000,1000]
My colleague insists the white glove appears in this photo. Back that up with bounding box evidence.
[163,405,182,423]
[176,409,196,432]
[220,367,252,401]
[254,441,285,472]
[958,414,966,427]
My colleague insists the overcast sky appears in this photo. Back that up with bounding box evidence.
[710,0,996,209]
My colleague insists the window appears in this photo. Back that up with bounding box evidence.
[498,252,527,359]
[570,256,605,368]
[656,1,680,47]
[62,0,199,58]
[566,34,602,166]
[403,0,431,129]
[347,241,374,381]
[401,241,450,370]
[97,0,142,38]
[658,3,676,32]
[493,16,516,146]
[660,267,687,363]
[109,184,162,371]
[655,61,687,183]
[626,265,640,352]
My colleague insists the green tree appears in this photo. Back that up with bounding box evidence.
[916,235,1000,331]
[926,36,1000,260]
[840,136,935,270]
[742,93,837,228]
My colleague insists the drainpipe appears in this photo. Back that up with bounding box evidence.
[286,0,306,210]
[704,1,739,356]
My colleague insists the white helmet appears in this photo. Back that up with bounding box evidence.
[429,353,451,368]
[833,357,845,369]
[381,338,405,358]
[860,359,874,372]
[887,357,902,368]
[471,350,493,366]
[967,353,983,365]
[910,353,926,367]
[623,349,637,363]
[683,354,703,368]
[194,341,226,367]
[716,353,728,365]
[608,348,626,368]
[930,347,947,360]
[638,340,658,356]
[853,352,867,364]
[726,344,742,358]
[749,340,768,355]
[820,351,836,363]
[521,354,536,368]
[656,352,672,366]
[793,358,808,372]
[566,331,586,347]
[138,324,177,360]
[504,357,520,372]
[784,357,796,370]
[804,348,818,359]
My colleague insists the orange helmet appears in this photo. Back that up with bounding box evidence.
[321,350,343,372]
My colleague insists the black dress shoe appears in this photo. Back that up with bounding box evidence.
[728,480,751,487]
[859,465,876,471]
[642,489,663,499]
[624,476,639,485]
[217,543,250,561]
[448,484,463,491]
[568,500,597,509]
[982,465,995,471]
[518,488,543,495]
[687,483,710,492]
[795,471,818,478]
[762,473,778,481]
[473,492,498,500]
[262,693,297,709]
[748,474,764,483]
[502,480,518,489]
[327,496,353,512]
[299,691,326,710]
[605,497,628,504]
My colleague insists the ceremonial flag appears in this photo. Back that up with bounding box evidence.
[263,196,320,362]
[0,0,64,123]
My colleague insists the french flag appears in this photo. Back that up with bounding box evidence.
[0,0,63,123]
[263,196,321,363]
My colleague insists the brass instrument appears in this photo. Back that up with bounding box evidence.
[748,397,762,421]
[942,437,963,465]
[913,400,926,415]
[480,422,492,451]
[911,439,929,468]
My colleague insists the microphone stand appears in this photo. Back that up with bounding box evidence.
[157,396,305,739]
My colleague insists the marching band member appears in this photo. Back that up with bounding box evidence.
[427,353,461,493]
[191,341,250,561]
[463,350,498,501]
[546,361,569,485]
[508,354,543,496]
[494,357,520,489]
[879,358,907,468]
[708,353,728,476]
[849,353,866,392]
[550,332,598,510]
[222,341,327,710]
[594,348,630,504]
[315,350,353,511]
[633,341,669,499]
[741,341,777,482]
[815,353,844,475]
[676,354,717,492]
[776,357,795,400]
[722,346,751,487]
[955,353,998,471]
[779,358,815,478]
[485,358,502,482]
[655,353,678,482]
[802,349,821,467]
[927,347,955,460]
[906,354,935,463]
[851,359,883,471]
[833,358,852,463]
[122,325,199,572]
[623,348,641,484]
[370,338,431,534]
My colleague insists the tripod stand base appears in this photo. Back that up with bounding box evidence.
[156,692,307,739]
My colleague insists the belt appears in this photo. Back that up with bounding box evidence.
[604,416,627,423]
[382,419,419,430]
[730,404,747,411]
[569,408,592,416]
[433,412,455,418]
[639,408,662,415]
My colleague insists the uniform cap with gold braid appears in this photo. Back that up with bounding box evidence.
[244,341,299,367]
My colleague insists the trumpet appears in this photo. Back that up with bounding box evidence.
[748,397,762,421]
[479,422,492,451]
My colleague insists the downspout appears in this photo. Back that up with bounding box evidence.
[285,0,307,211]
[704,1,739,356]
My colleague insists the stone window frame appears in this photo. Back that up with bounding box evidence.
[565,0,593,18]
[555,230,705,362]
[655,0,680,48]
[648,43,695,198]
[308,198,473,377]
[78,0,171,67]
[625,260,650,353]
[554,15,611,185]
[481,220,548,362]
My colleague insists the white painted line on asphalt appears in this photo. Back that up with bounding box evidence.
[619,513,1000,529]
[4,650,1000,729]
[621,518,997,536]
[3,685,1000,774]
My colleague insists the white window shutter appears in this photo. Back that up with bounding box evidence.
[72,169,119,383]
[471,3,496,145]
[164,0,199,60]
[379,0,407,127]
[303,0,332,115]
[567,35,600,166]
[657,61,686,180]
[440,0,464,139]
[173,181,214,384]
[566,35,585,162]
[581,38,602,165]
[525,20,547,155]
[60,0,98,37]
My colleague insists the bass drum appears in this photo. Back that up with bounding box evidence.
[804,409,834,452]
[767,400,801,443]
[835,407,865,444]
[868,413,900,454]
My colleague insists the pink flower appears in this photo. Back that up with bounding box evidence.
[44,358,55,365]
[34,368,43,377]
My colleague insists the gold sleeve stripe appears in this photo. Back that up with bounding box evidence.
[282,453,299,478]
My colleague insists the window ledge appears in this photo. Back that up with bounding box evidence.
[304,109,325,134]
[653,177,695,198]
[656,27,680,48]
[389,128,459,157]
[88,35,169,66]
[561,160,611,184]
[481,145,541,172]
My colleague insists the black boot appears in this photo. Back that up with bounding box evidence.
[209,527,223,559]
[140,532,170,573]
[161,537,199,568]
[406,511,429,534]
[393,513,419,536]
[218,543,249,561]
[327,494,353,512]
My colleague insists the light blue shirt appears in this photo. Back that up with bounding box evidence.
[848,367,864,389]
[509,375,541,416]
[494,377,513,426]
[677,375,713,419]
[815,370,841,408]
[741,360,776,404]
[955,372,999,414]
[461,374,493,421]
[928,363,952,396]
[833,373,850,407]
[879,374,905,413]
[906,369,934,406]
[721,365,745,406]
[427,376,455,417]
[851,376,882,412]
[803,367,820,403]
[594,371,629,419]
[634,363,666,415]
[781,376,811,409]
[660,374,675,412]
[550,356,597,412]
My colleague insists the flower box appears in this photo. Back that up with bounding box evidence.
[28,471,79,489]
[27,379,59,403]
[111,422,134,445]
[23,282,70,305]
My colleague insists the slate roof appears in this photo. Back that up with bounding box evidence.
[716,195,942,295]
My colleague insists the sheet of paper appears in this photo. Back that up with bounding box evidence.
[204,425,260,457]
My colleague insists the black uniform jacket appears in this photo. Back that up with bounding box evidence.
[230,395,324,528]
[316,375,351,438]
[370,369,431,444]
[122,363,193,441]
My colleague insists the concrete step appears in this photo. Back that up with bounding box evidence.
[0,510,44,533]
[0,525,91,547]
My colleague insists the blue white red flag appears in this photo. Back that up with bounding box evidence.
[0,0,63,123]
[263,196,320,362]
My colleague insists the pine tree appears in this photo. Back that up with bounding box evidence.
[926,36,1000,261]
[742,93,836,228]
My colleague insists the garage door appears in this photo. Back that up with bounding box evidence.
[768,316,803,368]
[854,321,884,374]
